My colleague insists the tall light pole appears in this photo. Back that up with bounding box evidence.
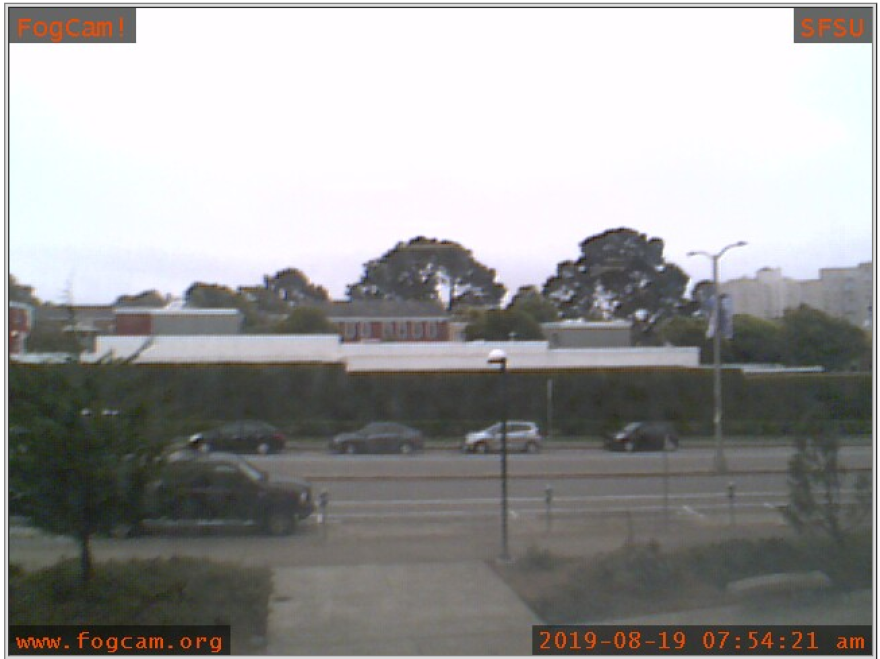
[687,241,747,474]
[488,348,510,562]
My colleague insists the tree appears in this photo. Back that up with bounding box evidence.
[185,282,249,309]
[726,314,785,364]
[655,315,711,362]
[464,308,544,341]
[780,305,870,371]
[782,416,871,547]
[264,268,329,306]
[114,290,168,308]
[185,282,262,330]
[9,362,164,583]
[347,237,505,311]
[10,274,41,307]
[507,286,560,324]
[272,306,338,334]
[543,228,689,330]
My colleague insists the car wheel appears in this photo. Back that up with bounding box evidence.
[257,442,271,455]
[624,439,635,453]
[266,509,295,536]
[475,442,488,454]
[344,442,358,455]
[399,442,413,455]
[525,441,540,454]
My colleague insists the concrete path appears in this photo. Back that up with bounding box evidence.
[268,561,540,655]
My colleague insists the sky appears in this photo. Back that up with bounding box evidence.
[8,6,874,305]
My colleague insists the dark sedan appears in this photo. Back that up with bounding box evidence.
[604,421,679,452]
[330,422,424,455]
[189,420,288,455]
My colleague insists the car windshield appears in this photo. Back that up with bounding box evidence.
[623,422,641,433]
[212,455,265,483]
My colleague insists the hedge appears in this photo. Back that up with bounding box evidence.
[9,364,872,439]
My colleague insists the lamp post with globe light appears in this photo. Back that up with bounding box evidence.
[488,348,510,562]
[687,241,747,474]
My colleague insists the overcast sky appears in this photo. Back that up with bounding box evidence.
[9,7,873,305]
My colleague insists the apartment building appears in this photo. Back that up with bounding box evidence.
[721,262,873,328]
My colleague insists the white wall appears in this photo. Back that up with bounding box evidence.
[94,335,342,364]
[94,335,700,371]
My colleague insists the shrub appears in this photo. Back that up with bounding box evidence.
[9,558,271,654]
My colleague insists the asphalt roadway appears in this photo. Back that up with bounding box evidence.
[8,442,875,655]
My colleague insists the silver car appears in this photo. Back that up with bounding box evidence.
[462,421,543,454]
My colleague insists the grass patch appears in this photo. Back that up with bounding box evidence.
[497,530,872,623]
[9,558,271,654]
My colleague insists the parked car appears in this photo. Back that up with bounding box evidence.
[329,422,424,455]
[462,421,543,454]
[189,420,288,455]
[138,451,313,535]
[604,421,679,452]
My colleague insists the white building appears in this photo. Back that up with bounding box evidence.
[93,334,699,372]
[721,262,873,328]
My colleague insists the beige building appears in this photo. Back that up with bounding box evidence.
[721,262,873,328]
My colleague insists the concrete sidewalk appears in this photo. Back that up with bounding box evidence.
[268,561,540,655]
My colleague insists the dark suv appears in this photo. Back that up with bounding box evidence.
[139,451,313,535]
[190,421,287,455]
[604,421,679,452]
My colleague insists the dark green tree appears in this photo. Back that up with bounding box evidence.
[272,306,338,334]
[10,274,41,307]
[780,305,870,371]
[113,290,168,308]
[543,228,689,330]
[507,286,560,324]
[347,237,505,311]
[185,282,262,330]
[464,308,544,341]
[9,363,165,583]
[655,315,711,362]
[263,268,329,306]
[185,282,248,309]
[726,314,785,364]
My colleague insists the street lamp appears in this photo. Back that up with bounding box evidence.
[488,348,510,562]
[687,241,747,474]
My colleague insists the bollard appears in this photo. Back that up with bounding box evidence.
[318,489,329,524]
[544,485,553,532]
[727,481,736,527]
[625,510,635,546]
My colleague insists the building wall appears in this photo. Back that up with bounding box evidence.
[93,335,699,371]
[114,309,243,336]
[115,313,153,336]
[721,263,873,327]
[151,313,242,335]
[9,303,32,354]
[335,319,449,343]
[541,322,631,348]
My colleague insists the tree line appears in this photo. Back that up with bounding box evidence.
[12,227,871,371]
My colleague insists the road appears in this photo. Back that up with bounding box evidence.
[8,444,872,571]
[249,445,872,523]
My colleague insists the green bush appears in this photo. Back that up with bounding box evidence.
[9,558,271,654]
[10,365,871,440]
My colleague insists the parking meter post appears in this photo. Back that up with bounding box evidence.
[625,510,634,546]
[662,448,670,527]
[318,489,329,523]
[727,482,736,527]
[544,485,553,533]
